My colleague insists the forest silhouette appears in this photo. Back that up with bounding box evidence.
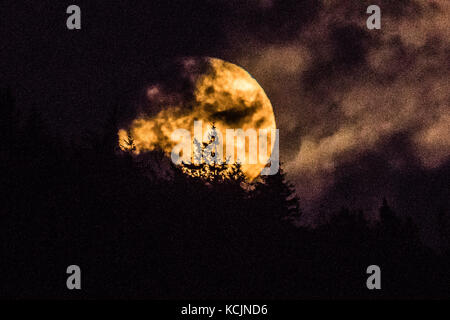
[0,88,449,299]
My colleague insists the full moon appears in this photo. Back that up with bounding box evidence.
[118,57,276,180]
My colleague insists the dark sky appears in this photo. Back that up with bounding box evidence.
[1,1,229,132]
[1,0,449,246]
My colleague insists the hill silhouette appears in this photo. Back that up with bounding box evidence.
[0,88,449,299]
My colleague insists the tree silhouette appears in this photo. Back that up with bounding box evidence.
[180,123,243,183]
[252,166,300,221]
[120,128,136,153]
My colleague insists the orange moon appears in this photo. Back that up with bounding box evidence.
[119,57,276,180]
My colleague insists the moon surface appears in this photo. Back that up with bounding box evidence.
[118,57,276,180]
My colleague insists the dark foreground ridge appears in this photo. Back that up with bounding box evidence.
[0,88,449,299]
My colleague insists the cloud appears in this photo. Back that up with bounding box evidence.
[224,0,449,210]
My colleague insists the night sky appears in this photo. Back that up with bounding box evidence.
[1,0,449,246]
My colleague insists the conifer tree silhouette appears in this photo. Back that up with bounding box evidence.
[252,166,300,221]
[181,123,237,182]
[120,129,136,153]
